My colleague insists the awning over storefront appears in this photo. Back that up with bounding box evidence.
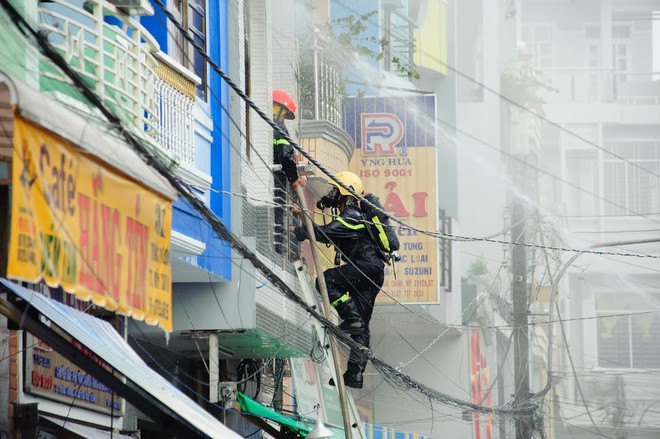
[1,72,178,331]
[0,72,177,200]
[0,278,242,439]
[42,416,134,439]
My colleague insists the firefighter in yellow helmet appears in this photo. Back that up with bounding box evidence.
[272,90,306,254]
[290,171,385,389]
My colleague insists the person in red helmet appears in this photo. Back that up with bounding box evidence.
[272,89,306,254]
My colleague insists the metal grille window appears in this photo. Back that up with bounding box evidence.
[596,293,660,369]
[603,141,660,215]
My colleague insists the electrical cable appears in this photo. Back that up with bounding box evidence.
[130,333,299,427]
[190,204,660,333]
[555,303,607,437]
[151,0,660,262]
[273,6,660,264]
[394,329,465,393]
[236,359,261,400]
[0,60,147,430]
[204,228,660,338]
[150,204,490,430]
[9,0,660,288]
[0,1,279,427]
[333,0,660,181]
[151,1,660,384]
[537,231,612,438]
[440,117,660,229]
[396,263,506,371]
[149,1,448,331]
[0,0,632,421]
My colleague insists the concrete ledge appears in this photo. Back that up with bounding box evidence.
[299,119,355,161]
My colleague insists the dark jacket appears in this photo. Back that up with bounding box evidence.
[273,121,298,186]
[293,203,384,269]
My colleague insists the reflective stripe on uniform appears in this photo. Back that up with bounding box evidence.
[273,138,290,146]
[372,215,391,252]
[331,293,351,307]
[336,216,365,230]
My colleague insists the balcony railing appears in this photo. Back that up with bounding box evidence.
[37,0,197,166]
[39,0,159,130]
[382,7,417,76]
[153,53,198,167]
[299,46,343,127]
[536,68,660,104]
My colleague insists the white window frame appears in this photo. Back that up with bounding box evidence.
[168,0,208,100]
[596,292,660,370]
[522,24,555,68]
[584,24,601,101]
[566,149,599,216]
[602,140,660,216]
[612,24,631,83]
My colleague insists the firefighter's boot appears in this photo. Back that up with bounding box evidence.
[328,351,367,389]
[343,361,365,389]
[328,368,363,389]
[344,346,369,389]
[334,298,364,335]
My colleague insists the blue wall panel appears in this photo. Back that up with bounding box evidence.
[141,0,232,280]
[364,422,435,439]
[143,1,168,51]
[208,0,232,280]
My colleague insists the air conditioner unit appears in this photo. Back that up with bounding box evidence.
[106,0,154,16]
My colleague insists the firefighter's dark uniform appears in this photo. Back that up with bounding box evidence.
[273,121,299,254]
[292,201,385,387]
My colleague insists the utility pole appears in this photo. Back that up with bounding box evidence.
[511,190,532,439]
[613,375,626,439]
[506,101,535,439]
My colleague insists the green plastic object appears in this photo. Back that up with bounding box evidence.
[236,391,312,437]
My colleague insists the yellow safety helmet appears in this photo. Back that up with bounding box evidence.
[328,171,363,198]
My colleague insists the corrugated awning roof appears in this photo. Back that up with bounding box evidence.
[0,278,242,439]
[42,416,135,439]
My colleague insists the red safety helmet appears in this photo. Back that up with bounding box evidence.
[272,89,297,120]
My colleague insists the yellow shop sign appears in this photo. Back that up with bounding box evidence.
[8,116,173,332]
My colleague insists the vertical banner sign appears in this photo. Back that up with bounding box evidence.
[8,117,173,332]
[343,96,439,304]
[470,329,493,439]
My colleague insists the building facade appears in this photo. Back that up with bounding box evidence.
[0,0,239,434]
[521,0,660,437]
